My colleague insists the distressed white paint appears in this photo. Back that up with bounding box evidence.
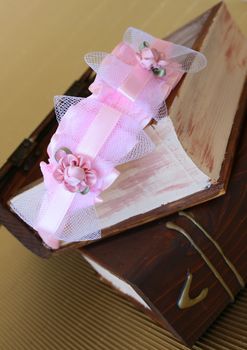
[97,117,210,229]
[84,255,151,310]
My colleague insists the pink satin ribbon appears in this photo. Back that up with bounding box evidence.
[118,39,183,102]
[118,64,152,101]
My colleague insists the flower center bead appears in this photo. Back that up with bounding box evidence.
[53,148,98,194]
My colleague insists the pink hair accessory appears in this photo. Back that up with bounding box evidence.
[34,95,154,248]
[9,27,207,249]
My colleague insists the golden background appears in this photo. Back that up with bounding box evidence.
[0,1,247,349]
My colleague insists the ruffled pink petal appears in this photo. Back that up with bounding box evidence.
[51,152,100,193]
[85,170,98,187]
[41,161,59,189]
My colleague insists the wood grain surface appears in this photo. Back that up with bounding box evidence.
[170,3,247,180]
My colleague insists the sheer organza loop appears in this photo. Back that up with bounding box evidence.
[123,27,155,51]
[54,204,101,242]
[54,95,84,123]
[84,52,108,73]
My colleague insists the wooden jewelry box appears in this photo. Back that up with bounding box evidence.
[0,2,246,346]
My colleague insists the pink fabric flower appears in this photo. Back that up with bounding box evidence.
[136,47,168,71]
[53,151,97,193]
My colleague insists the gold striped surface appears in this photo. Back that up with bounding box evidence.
[1,1,247,349]
[0,233,246,350]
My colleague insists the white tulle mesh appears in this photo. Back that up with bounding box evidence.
[118,130,155,165]
[154,101,168,121]
[53,96,108,144]
[46,96,105,163]
[84,52,108,73]
[54,203,101,242]
[9,183,101,243]
[166,49,207,73]
[99,126,154,166]
[123,27,155,51]
[10,183,45,230]
[54,95,84,123]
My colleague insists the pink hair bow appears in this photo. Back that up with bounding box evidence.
[16,95,154,248]
[85,27,207,122]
